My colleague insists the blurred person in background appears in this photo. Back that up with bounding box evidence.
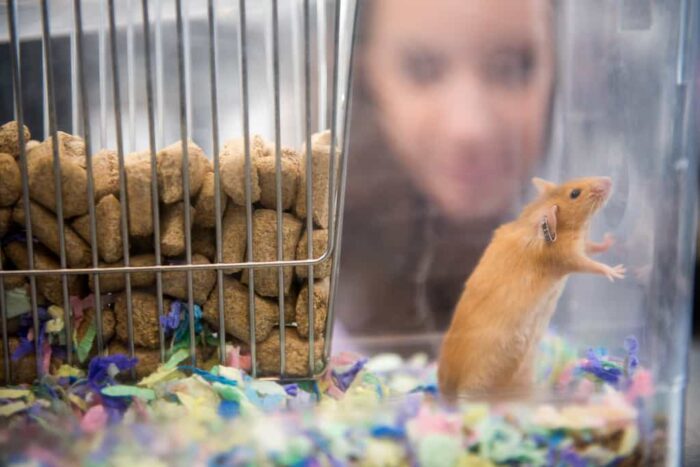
[333,0,556,352]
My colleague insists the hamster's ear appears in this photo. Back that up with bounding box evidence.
[532,177,556,195]
[536,205,558,243]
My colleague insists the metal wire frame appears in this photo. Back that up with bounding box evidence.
[0,0,358,384]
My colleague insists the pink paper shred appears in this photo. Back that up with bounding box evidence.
[41,340,52,374]
[410,406,462,437]
[70,294,93,330]
[80,405,108,434]
[625,368,654,402]
[227,346,252,371]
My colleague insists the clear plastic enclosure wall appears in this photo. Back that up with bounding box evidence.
[333,0,698,463]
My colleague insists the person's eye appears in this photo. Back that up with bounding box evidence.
[400,50,446,86]
[484,48,536,88]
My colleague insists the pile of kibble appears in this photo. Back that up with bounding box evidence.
[0,120,335,383]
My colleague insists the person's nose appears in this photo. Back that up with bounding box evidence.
[439,73,495,146]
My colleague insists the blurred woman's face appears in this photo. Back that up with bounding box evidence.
[364,0,554,221]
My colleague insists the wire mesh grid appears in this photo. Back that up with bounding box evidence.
[0,0,359,383]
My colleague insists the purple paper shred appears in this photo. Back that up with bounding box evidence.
[160,301,182,331]
[624,336,639,354]
[332,358,368,392]
[88,354,138,391]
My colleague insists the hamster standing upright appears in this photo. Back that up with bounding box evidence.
[438,176,624,398]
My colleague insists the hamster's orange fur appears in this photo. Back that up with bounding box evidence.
[438,176,624,399]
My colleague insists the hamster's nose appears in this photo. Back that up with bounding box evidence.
[592,177,612,195]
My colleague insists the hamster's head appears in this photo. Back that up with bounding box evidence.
[527,176,612,239]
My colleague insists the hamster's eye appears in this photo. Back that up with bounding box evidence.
[570,189,581,199]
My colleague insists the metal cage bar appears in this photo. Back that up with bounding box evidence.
[140,0,167,363]
[73,0,104,355]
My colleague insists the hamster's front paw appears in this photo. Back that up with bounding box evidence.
[586,233,616,255]
[603,263,626,282]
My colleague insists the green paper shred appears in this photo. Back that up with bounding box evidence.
[102,385,156,401]
[4,288,31,319]
[75,321,97,363]
[213,382,243,402]
[164,348,190,371]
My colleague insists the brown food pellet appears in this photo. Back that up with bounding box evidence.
[295,229,332,279]
[0,121,31,158]
[222,205,247,273]
[256,146,300,211]
[0,207,11,238]
[295,278,330,338]
[157,140,208,204]
[193,171,227,229]
[3,242,85,305]
[162,254,216,304]
[220,135,266,205]
[125,151,154,237]
[75,306,116,345]
[2,274,26,290]
[25,140,40,152]
[88,254,157,293]
[201,276,278,344]
[91,149,121,200]
[243,209,303,297]
[191,227,216,262]
[0,337,64,385]
[72,194,124,263]
[160,202,196,257]
[0,152,21,207]
[256,328,324,377]
[108,341,215,380]
[295,130,335,228]
[55,132,87,167]
[114,291,170,349]
[13,200,92,268]
[26,136,89,218]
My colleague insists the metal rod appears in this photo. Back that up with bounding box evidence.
[41,30,48,139]
[0,269,6,383]
[6,0,39,384]
[99,0,107,148]
[107,0,135,370]
[155,0,164,149]
[271,0,286,377]
[127,0,136,153]
[316,0,327,131]
[322,0,343,352]
[70,18,79,134]
[238,0,257,377]
[303,0,316,377]
[207,0,227,364]
[40,0,73,366]
[174,0,196,366]
[325,0,360,358]
[74,0,105,354]
[0,254,336,277]
[324,0,341,262]
[183,0,193,135]
[141,0,166,362]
